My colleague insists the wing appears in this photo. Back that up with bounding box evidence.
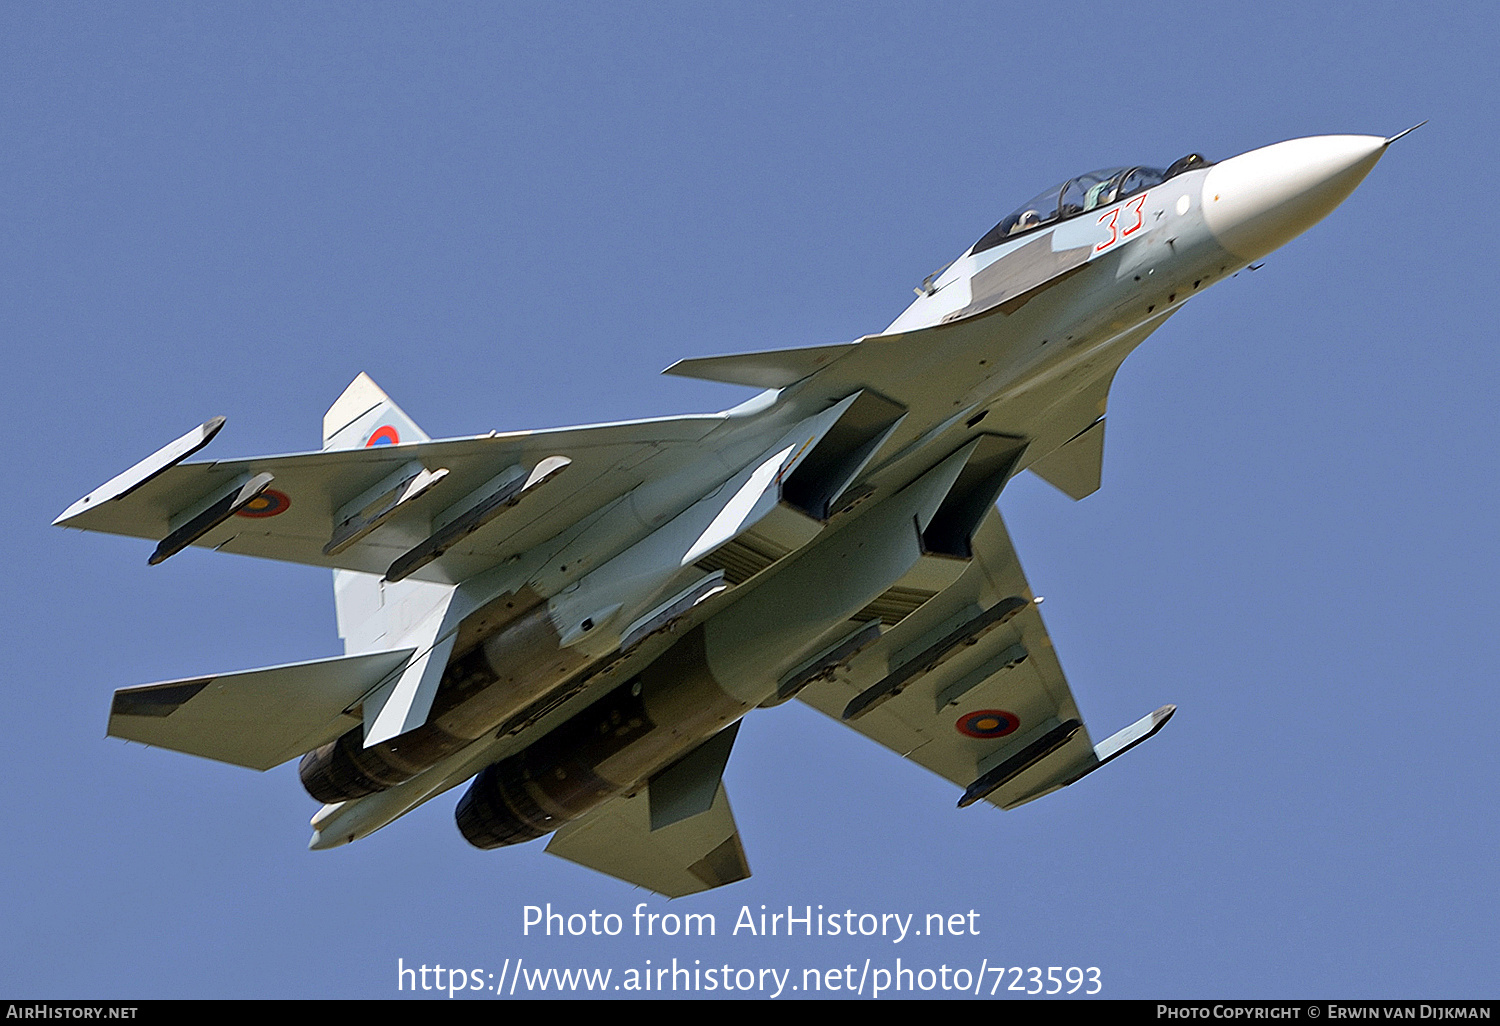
[545,784,750,897]
[54,414,724,583]
[797,506,1172,810]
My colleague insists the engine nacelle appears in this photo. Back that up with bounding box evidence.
[299,600,588,803]
[457,626,747,848]
[298,721,468,804]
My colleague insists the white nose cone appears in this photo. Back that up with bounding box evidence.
[1202,135,1387,261]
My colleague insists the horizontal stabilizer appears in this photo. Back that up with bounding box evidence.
[663,343,856,389]
[546,781,751,897]
[108,649,414,770]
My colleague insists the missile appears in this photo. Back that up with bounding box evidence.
[149,472,275,566]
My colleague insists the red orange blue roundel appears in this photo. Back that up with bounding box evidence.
[366,425,400,447]
[236,489,291,519]
[956,709,1020,739]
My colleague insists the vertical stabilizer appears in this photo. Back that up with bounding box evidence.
[323,375,449,657]
[322,372,431,451]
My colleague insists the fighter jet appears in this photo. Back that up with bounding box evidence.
[56,131,1410,896]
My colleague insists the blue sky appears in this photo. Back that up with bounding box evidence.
[3,2,1496,999]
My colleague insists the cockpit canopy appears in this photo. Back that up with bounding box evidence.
[973,153,1213,255]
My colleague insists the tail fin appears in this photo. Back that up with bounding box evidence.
[322,372,431,451]
[323,374,442,651]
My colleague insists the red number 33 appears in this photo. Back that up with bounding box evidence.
[1096,195,1148,252]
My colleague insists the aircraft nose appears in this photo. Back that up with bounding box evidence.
[1201,135,1387,261]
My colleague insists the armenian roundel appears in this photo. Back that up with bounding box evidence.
[366,425,400,447]
[236,489,291,518]
[956,709,1020,739]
